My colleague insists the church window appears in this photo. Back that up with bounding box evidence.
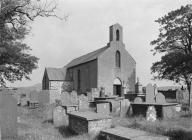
[116,29,120,41]
[116,51,121,68]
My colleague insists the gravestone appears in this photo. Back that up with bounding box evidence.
[120,99,130,117]
[53,106,68,127]
[146,83,155,103]
[96,103,110,115]
[0,92,17,140]
[146,106,156,122]
[91,88,100,99]
[44,103,55,122]
[78,94,89,111]
[176,90,184,103]
[156,92,166,104]
[87,92,93,101]
[134,97,143,103]
[71,90,78,104]
[61,92,71,105]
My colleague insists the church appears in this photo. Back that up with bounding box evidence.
[42,23,136,96]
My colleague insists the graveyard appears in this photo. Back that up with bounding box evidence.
[0,83,192,140]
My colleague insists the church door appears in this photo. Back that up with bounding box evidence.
[113,78,122,96]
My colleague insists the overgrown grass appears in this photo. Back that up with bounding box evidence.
[113,115,192,140]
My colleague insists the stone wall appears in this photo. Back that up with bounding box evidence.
[88,119,112,134]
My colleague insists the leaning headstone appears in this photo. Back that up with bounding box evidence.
[156,92,166,104]
[96,103,110,115]
[134,97,143,103]
[146,83,155,103]
[146,106,156,122]
[78,94,89,112]
[120,99,130,117]
[0,92,17,139]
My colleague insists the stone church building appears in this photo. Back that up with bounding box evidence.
[42,23,136,96]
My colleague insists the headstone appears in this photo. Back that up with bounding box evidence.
[134,97,143,103]
[120,99,130,117]
[91,88,100,99]
[45,103,55,121]
[53,106,67,127]
[146,106,156,122]
[78,94,89,111]
[96,103,110,115]
[176,90,184,103]
[87,92,93,101]
[156,92,166,104]
[61,92,71,105]
[146,83,155,103]
[0,92,17,139]
[71,90,78,104]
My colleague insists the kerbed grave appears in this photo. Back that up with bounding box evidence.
[68,111,112,134]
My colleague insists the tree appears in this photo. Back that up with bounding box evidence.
[151,4,192,106]
[0,0,65,87]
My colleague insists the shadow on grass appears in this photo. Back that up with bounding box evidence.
[166,129,192,140]
[56,125,78,138]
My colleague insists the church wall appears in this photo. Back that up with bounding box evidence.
[67,60,98,94]
[98,42,136,96]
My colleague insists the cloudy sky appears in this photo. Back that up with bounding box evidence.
[9,0,192,87]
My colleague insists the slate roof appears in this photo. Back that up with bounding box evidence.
[45,67,66,81]
[66,46,109,68]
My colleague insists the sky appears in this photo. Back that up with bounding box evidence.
[8,0,192,87]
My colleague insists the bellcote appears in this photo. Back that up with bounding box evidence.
[109,23,123,42]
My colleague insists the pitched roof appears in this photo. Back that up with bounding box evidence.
[66,46,109,68]
[46,67,66,81]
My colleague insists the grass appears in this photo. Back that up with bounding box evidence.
[112,114,192,140]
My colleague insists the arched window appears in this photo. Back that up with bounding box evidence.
[116,51,121,68]
[116,29,120,41]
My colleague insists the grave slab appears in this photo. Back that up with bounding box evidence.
[68,111,112,134]
[101,126,169,140]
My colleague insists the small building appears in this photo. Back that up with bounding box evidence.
[42,23,136,97]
